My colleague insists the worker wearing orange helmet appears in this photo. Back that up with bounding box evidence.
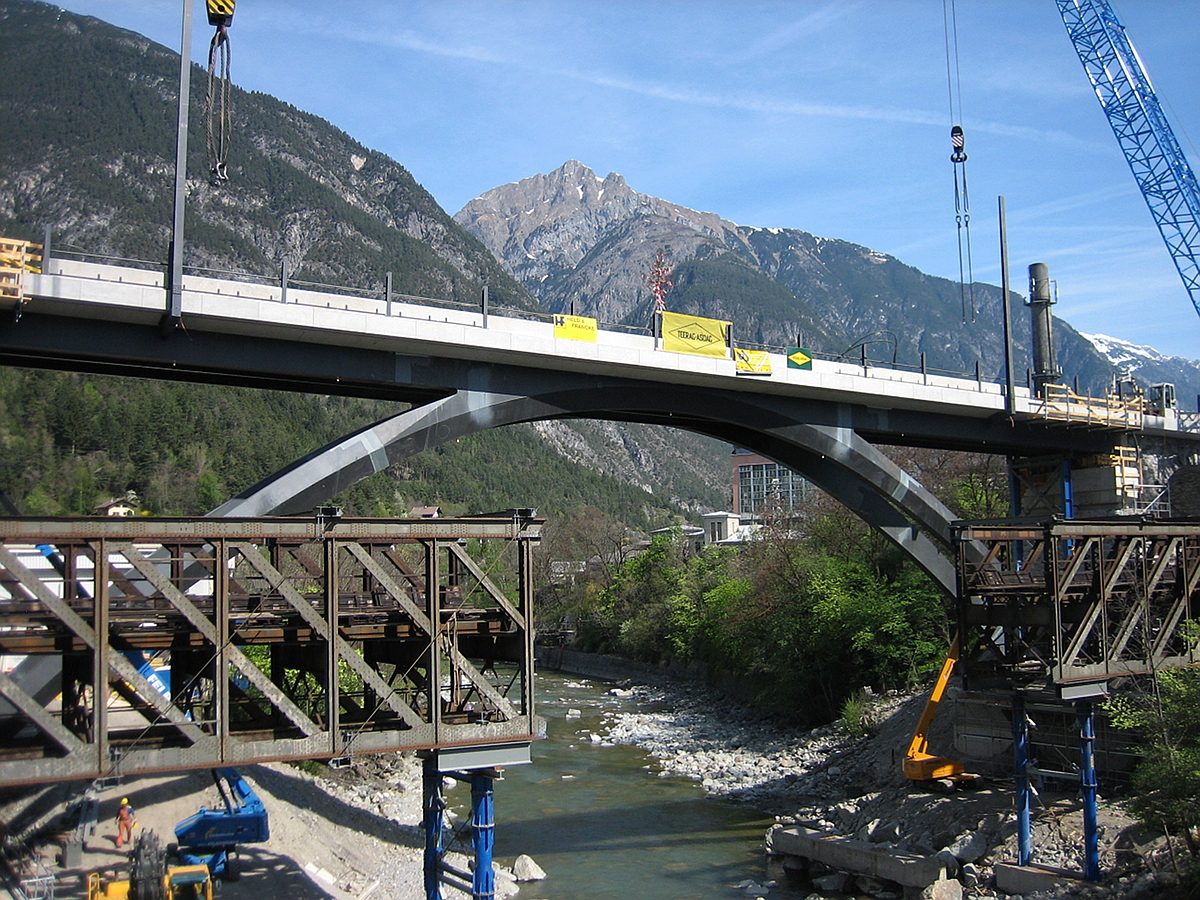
[115,797,136,848]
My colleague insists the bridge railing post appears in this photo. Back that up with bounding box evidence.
[481,281,489,328]
[385,271,393,317]
[280,258,289,304]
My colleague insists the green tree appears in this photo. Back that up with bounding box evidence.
[1107,665,1200,863]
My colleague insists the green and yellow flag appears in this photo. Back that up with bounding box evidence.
[661,311,730,359]
[786,347,813,370]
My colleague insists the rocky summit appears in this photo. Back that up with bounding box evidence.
[455,160,745,325]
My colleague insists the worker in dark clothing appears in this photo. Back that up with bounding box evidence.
[115,797,136,848]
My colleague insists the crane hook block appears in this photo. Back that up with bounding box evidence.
[207,0,235,28]
[950,125,967,163]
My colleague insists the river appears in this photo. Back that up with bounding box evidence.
[461,670,811,900]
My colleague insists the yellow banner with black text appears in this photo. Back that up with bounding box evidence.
[661,311,730,359]
[553,313,598,342]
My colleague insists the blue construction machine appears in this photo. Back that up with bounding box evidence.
[170,767,270,881]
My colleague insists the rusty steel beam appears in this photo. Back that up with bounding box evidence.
[0,514,541,787]
[956,519,1200,691]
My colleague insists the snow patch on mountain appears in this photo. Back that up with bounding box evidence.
[1082,333,1200,369]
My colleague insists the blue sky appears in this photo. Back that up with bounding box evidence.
[55,1,1200,359]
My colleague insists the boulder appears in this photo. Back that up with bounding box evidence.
[869,821,901,844]
[959,863,979,888]
[916,875,963,900]
[932,849,959,878]
[812,871,850,893]
[854,874,888,894]
[512,853,547,881]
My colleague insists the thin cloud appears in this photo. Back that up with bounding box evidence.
[328,21,1105,151]
[738,3,857,62]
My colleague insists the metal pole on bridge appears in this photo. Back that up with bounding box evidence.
[998,196,1016,416]
[166,0,193,332]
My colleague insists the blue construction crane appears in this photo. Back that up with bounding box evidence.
[1056,0,1200,322]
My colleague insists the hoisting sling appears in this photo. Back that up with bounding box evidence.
[206,1,235,183]
[944,0,976,323]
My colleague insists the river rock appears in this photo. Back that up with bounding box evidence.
[812,871,850,893]
[512,853,546,881]
[917,874,963,900]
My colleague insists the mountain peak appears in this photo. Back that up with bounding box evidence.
[454,161,742,311]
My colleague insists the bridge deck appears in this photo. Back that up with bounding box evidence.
[25,260,1029,415]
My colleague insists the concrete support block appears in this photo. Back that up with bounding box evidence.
[768,826,948,888]
[993,862,1079,895]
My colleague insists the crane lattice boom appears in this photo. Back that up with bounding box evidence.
[1057,0,1200,322]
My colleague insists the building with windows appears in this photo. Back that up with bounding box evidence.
[731,449,811,516]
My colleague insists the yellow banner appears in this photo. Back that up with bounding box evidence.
[553,313,598,342]
[734,348,772,375]
[661,311,730,359]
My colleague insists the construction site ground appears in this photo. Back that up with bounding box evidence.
[0,664,1190,900]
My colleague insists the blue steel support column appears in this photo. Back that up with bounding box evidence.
[1013,693,1032,866]
[1007,460,1025,570]
[471,774,496,900]
[1078,700,1101,881]
[423,757,444,900]
[1062,457,1074,519]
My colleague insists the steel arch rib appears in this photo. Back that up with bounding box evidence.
[211,390,967,595]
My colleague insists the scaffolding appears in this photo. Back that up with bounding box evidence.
[1033,383,1144,430]
[0,238,42,315]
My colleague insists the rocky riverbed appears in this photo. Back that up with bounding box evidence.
[598,678,1182,900]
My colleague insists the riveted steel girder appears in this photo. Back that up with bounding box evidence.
[0,515,540,787]
[957,520,1200,690]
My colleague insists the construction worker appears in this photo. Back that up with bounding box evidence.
[115,797,136,848]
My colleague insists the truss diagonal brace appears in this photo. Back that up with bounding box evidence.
[113,542,321,737]
[0,545,209,746]
[233,542,427,729]
[0,671,84,753]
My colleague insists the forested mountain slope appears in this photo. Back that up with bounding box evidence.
[0,2,729,525]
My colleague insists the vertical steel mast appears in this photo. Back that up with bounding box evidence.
[1056,0,1200,321]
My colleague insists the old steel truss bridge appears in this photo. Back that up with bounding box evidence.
[956,517,1200,690]
[955,517,1200,879]
[0,511,541,788]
